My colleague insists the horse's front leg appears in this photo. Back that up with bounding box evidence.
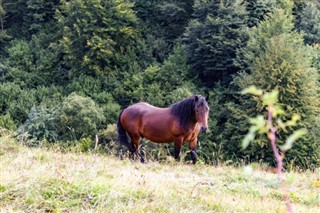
[173,139,183,161]
[189,139,198,164]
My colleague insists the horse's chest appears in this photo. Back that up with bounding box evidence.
[173,125,199,142]
[183,128,197,141]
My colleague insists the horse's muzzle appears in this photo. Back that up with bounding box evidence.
[200,126,208,133]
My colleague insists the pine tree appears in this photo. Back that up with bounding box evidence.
[183,0,249,87]
[222,1,320,168]
[294,0,320,45]
[0,0,11,55]
[56,0,141,75]
[245,0,277,27]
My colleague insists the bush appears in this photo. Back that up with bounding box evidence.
[59,93,105,140]
[92,92,120,125]
[98,124,119,154]
[18,107,59,144]
[0,113,16,130]
[0,82,37,124]
[66,75,120,125]
[4,37,61,87]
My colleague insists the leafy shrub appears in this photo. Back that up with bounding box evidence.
[99,123,117,141]
[66,75,102,96]
[76,137,95,152]
[18,107,59,144]
[66,75,120,125]
[0,113,16,130]
[92,92,120,125]
[4,37,61,87]
[114,44,196,107]
[98,124,119,154]
[0,82,37,124]
[59,93,105,140]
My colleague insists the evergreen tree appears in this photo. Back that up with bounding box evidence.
[26,0,60,34]
[3,36,62,87]
[245,0,277,27]
[115,44,196,107]
[56,0,141,75]
[294,0,320,45]
[133,0,194,62]
[222,2,320,168]
[2,0,29,38]
[0,0,11,55]
[183,0,249,87]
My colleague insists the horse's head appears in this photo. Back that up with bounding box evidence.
[194,95,209,133]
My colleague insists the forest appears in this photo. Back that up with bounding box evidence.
[0,0,319,169]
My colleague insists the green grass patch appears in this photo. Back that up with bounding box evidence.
[0,138,319,212]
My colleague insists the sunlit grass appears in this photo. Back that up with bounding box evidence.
[0,135,319,212]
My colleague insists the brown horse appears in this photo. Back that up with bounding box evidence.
[117,95,209,164]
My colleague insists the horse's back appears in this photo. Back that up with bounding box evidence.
[121,102,177,142]
[122,102,166,119]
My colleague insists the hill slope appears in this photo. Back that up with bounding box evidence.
[0,136,319,212]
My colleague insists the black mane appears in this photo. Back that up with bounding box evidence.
[170,96,196,127]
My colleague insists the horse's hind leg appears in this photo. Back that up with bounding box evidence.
[129,133,145,163]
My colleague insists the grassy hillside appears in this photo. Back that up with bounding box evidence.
[0,134,319,213]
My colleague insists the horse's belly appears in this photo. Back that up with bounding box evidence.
[140,122,174,143]
[140,121,196,143]
[141,126,175,143]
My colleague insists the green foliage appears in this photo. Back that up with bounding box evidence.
[245,0,277,27]
[93,92,120,125]
[154,1,193,44]
[18,107,59,143]
[56,0,140,75]
[59,93,105,140]
[241,86,307,151]
[0,113,16,130]
[183,0,249,87]
[0,82,37,123]
[66,75,120,124]
[310,44,320,83]
[26,0,60,34]
[0,1,12,55]
[222,5,320,168]
[237,3,295,72]
[133,0,194,62]
[294,0,320,45]
[2,0,29,38]
[0,1,5,28]
[0,0,318,169]
[100,124,118,144]
[76,137,95,152]
[3,36,62,87]
[115,44,196,107]
[98,124,120,154]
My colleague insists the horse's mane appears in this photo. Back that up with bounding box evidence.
[170,96,196,127]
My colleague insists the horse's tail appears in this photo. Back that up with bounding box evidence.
[117,110,136,152]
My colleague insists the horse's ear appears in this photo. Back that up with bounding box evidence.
[205,95,209,102]
[194,95,199,102]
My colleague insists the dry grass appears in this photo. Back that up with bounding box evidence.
[0,134,319,213]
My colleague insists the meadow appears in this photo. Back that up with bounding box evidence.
[0,133,319,213]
